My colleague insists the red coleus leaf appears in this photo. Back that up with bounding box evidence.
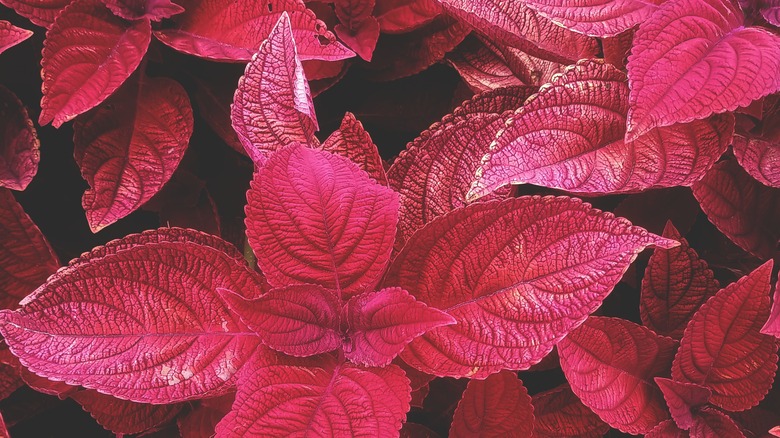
[73,74,193,232]
[178,393,235,438]
[245,144,398,298]
[531,384,610,438]
[733,135,780,188]
[446,37,526,93]
[438,0,598,64]
[0,20,32,54]
[320,112,387,185]
[521,0,662,37]
[558,316,677,434]
[761,277,780,338]
[469,60,734,199]
[0,349,24,401]
[0,229,266,403]
[691,407,747,438]
[385,196,676,378]
[692,159,780,260]
[672,260,779,412]
[71,390,184,435]
[641,222,720,339]
[0,0,70,28]
[39,0,151,127]
[334,5,379,63]
[772,426,780,437]
[646,420,689,438]
[762,0,780,26]
[449,370,534,437]
[215,354,411,437]
[655,378,712,430]
[484,37,566,86]
[153,0,354,62]
[602,28,634,70]
[0,85,39,191]
[231,13,318,164]
[0,188,60,309]
[0,413,7,438]
[374,0,441,33]
[101,0,185,21]
[626,0,780,140]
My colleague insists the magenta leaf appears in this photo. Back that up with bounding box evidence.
[0,85,39,191]
[449,370,534,437]
[532,384,610,438]
[0,231,267,403]
[0,20,32,54]
[522,0,662,37]
[0,188,60,310]
[39,0,151,127]
[761,277,780,338]
[655,378,712,430]
[691,407,747,438]
[374,0,441,33]
[733,135,780,188]
[101,0,185,21]
[71,390,184,435]
[245,144,398,298]
[344,287,455,367]
[641,222,720,339]
[231,13,318,164]
[470,60,734,199]
[672,260,779,411]
[215,355,411,437]
[153,0,354,62]
[320,112,387,186]
[762,0,780,26]
[0,0,70,28]
[558,316,677,434]
[626,0,780,140]
[73,74,193,232]
[385,196,676,378]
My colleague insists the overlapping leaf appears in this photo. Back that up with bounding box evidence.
[320,112,387,185]
[374,0,441,33]
[626,0,780,140]
[733,135,780,188]
[39,0,151,127]
[178,394,234,438]
[558,317,677,434]
[385,196,676,378]
[531,384,610,438]
[0,0,70,28]
[761,277,780,338]
[522,0,662,37]
[101,0,185,21]
[0,85,39,191]
[655,378,712,430]
[672,261,779,411]
[691,407,747,437]
[71,390,184,435]
[446,37,526,92]
[0,20,32,54]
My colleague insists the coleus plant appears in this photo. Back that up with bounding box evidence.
[1,0,780,437]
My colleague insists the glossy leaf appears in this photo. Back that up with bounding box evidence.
[101,0,185,20]
[626,0,780,140]
[73,75,193,232]
[71,390,184,435]
[231,13,318,164]
[245,144,398,298]
[733,135,780,188]
[0,84,39,191]
[320,112,387,185]
[761,277,780,338]
[385,196,676,378]
[0,20,32,55]
[558,316,677,434]
[532,384,610,438]
[39,0,151,127]
[522,0,662,37]
[672,260,779,411]
[0,0,70,28]
[655,378,712,430]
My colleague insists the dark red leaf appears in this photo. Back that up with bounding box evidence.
[0,20,32,54]
[762,0,780,26]
[531,384,610,438]
[320,112,387,185]
[761,277,780,338]
[0,349,24,401]
[334,17,379,61]
[374,0,441,33]
[691,407,747,438]
[0,0,70,28]
[601,28,634,70]
[71,390,184,435]
[655,378,712,430]
[0,84,39,191]
[101,0,184,20]
[645,420,689,438]
[733,135,780,188]
[178,393,234,438]
[612,187,700,236]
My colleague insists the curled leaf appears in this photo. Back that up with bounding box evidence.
[0,85,39,191]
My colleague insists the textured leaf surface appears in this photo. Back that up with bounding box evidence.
[558,316,676,434]
[672,260,779,411]
[153,0,353,61]
[446,37,525,93]
[385,196,675,378]
[449,371,534,437]
[374,0,441,32]
[39,0,151,127]
[692,159,780,260]
[532,384,610,438]
[645,420,688,438]
[320,112,387,185]
[641,222,720,339]
[626,0,780,140]
[245,144,398,298]
[71,390,184,435]
[0,0,70,28]
[0,20,32,54]
[0,239,266,403]
[655,378,711,430]
[733,135,780,188]
[73,75,193,232]
[761,277,780,338]
[101,0,185,20]
[231,14,318,164]
[0,189,59,310]
[0,85,39,191]
[522,0,661,37]
[470,60,734,198]
[691,407,747,437]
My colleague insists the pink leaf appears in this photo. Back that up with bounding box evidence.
[641,222,720,339]
[626,0,780,140]
[692,159,780,260]
[655,378,712,430]
[245,144,398,298]
[71,390,184,435]
[73,74,193,232]
[320,112,387,185]
[101,0,185,21]
[761,277,780,338]
[470,60,734,199]
[446,37,526,93]
[344,287,455,367]
[449,370,534,437]
[215,356,411,437]
[0,20,32,54]
[385,196,676,378]
[522,0,662,37]
[558,316,677,434]
[0,84,39,191]
[771,426,780,437]
[231,13,318,164]
[0,0,70,28]
[690,407,747,438]
[0,235,266,403]
[0,188,60,309]
[733,135,780,188]
[39,0,151,127]
[532,384,610,438]
[153,0,354,61]
[437,0,598,64]
[219,285,342,358]
[672,260,779,412]
[374,0,441,33]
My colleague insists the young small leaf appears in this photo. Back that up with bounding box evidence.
[0,20,32,54]
[320,112,387,185]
